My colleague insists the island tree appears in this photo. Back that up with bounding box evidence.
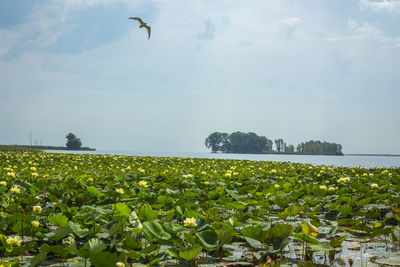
[66,133,82,150]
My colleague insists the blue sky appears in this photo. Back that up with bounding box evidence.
[0,0,399,153]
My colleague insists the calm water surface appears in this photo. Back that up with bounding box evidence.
[45,150,400,168]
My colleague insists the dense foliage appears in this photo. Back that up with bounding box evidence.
[0,151,398,266]
[205,131,343,155]
[66,133,82,150]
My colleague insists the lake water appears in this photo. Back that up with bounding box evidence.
[44,150,400,168]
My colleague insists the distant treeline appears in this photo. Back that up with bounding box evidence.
[0,145,95,152]
[0,145,41,152]
[205,132,343,155]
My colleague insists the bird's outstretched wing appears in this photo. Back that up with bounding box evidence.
[128,17,144,25]
[144,25,151,39]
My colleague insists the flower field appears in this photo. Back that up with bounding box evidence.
[0,151,399,266]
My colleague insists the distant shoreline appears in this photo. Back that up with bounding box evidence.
[346,153,400,157]
[0,145,95,151]
[212,151,344,156]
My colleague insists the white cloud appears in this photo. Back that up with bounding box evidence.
[0,29,21,56]
[360,0,400,15]
[280,17,303,26]
[395,37,400,47]
[327,19,397,45]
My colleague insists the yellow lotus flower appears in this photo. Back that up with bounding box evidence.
[319,185,327,190]
[138,180,148,188]
[370,183,379,189]
[184,217,197,227]
[87,178,94,183]
[33,205,42,214]
[10,186,20,194]
[0,181,6,186]
[31,220,40,228]
[328,187,338,192]
[203,181,209,185]
[116,262,125,267]
[7,172,15,177]
[6,235,22,247]
[115,188,124,195]
[274,184,280,189]
[31,172,39,177]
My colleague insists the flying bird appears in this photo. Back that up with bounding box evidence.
[129,17,151,39]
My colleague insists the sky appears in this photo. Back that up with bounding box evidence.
[0,0,400,154]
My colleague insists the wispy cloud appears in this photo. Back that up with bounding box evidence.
[280,17,303,26]
[326,19,399,45]
[360,0,400,15]
[195,19,215,40]
[279,17,303,40]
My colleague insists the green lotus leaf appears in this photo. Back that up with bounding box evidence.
[292,233,320,244]
[49,214,69,226]
[138,204,157,221]
[196,230,219,251]
[179,245,202,261]
[89,252,124,267]
[47,226,73,241]
[113,203,131,216]
[88,238,107,254]
[142,221,171,241]
[87,186,104,197]
[163,222,186,234]
[242,236,264,249]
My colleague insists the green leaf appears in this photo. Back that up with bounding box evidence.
[0,233,12,253]
[137,204,157,221]
[69,221,89,238]
[163,222,186,234]
[40,244,68,257]
[87,186,105,197]
[268,223,293,240]
[140,244,160,255]
[113,203,131,217]
[309,242,334,252]
[128,211,142,229]
[196,230,219,251]
[88,238,107,254]
[48,226,73,241]
[242,226,265,241]
[338,218,359,226]
[142,221,171,241]
[179,245,202,261]
[0,212,8,231]
[89,252,124,267]
[292,233,320,244]
[49,214,69,226]
[30,251,48,267]
[339,206,353,217]
[243,236,264,249]
[329,236,346,248]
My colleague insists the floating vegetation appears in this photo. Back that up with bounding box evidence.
[0,151,399,266]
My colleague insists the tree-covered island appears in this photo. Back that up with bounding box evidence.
[205,131,343,155]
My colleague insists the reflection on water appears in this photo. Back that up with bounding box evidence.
[44,150,400,168]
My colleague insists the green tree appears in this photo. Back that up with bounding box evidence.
[205,132,230,153]
[284,144,295,153]
[274,139,286,152]
[66,133,82,150]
